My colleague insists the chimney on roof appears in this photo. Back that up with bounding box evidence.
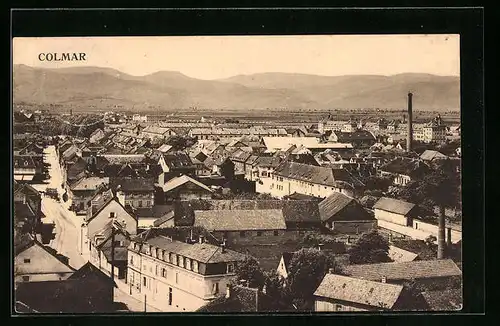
[317,243,324,251]
[381,276,387,283]
[226,284,231,298]
[407,92,413,153]
[328,268,335,274]
[199,235,204,244]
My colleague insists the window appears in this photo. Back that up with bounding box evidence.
[130,256,134,266]
[212,282,219,294]
[22,275,30,282]
[155,265,158,276]
[240,231,246,238]
[256,231,262,236]
[273,231,279,236]
[138,200,143,207]
[110,212,115,218]
[335,304,343,311]
[143,277,147,286]
[114,240,121,247]
[23,258,31,263]
[162,268,167,278]
[227,263,235,273]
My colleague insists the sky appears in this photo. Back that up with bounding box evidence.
[13,35,460,80]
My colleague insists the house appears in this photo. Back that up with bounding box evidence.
[196,284,288,312]
[420,150,448,162]
[421,288,463,311]
[193,209,287,245]
[89,128,106,144]
[158,153,196,185]
[318,192,377,233]
[343,259,462,290]
[156,144,174,154]
[14,236,75,283]
[229,150,252,174]
[162,175,214,201]
[328,130,376,148]
[276,252,294,279]
[422,119,446,143]
[88,220,131,280]
[142,126,176,140]
[69,177,109,214]
[313,273,412,311]
[110,177,155,208]
[267,161,365,199]
[85,190,138,238]
[13,155,43,181]
[14,183,42,232]
[282,199,323,230]
[378,157,430,186]
[373,197,418,227]
[130,205,175,229]
[126,235,249,311]
[15,261,115,313]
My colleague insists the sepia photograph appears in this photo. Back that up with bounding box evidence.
[12,31,466,314]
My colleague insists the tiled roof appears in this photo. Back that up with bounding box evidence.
[101,154,145,164]
[331,130,376,142]
[255,156,283,168]
[314,274,404,309]
[343,259,462,281]
[421,288,463,311]
[143,236,248,263]
[274,161,365,189]
[157,144,173,153]
[379,157,429,176]
[153,211,175,227]
[162,175,213,194]
[110,177,155,192]
[373,197,416,216]
[70,177,109,191]
[319,192,374,222]
[359,195,380,209]
[388,246,419,262]
[420,150,448,161]
[282,200,322,224]
[101,247,129,262]
[131,205,174,218]
[194,209,286,231]
[161,153,195,169]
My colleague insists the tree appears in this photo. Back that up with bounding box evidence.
[395,159,460,259]
[285,248,341,310]
[233,256,266,289]
[348,230,392,264]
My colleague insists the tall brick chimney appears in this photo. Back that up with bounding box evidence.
[407,92,413,153]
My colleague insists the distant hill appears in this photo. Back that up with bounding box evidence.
[13,65,460,111]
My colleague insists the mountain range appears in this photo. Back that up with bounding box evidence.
[13,64,460,111]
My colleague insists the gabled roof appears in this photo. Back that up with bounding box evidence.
[379,157,429,176]
[68,261,116,287]
[373,197,416,216]
[157,144,173,153]
[129,205,174,219]
[343,259,462,282]
[141,236,248,263]
[15,239,76,274]
[314,274,404,309]
[70,177,109,191]
[194,209,287,231]
[282,200,322,224]
[420,150,448,161]
[153,211,176,227]
[162,175,213,194]
[388,246,419,262]
[110,177,155,192]
[319,192,374,222]
[160,153,195,169]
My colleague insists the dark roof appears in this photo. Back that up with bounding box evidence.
[142,236,248,263]
[101,247,129,262]
[284,192,322,201]
[274,161,365,189]
[68,261,116,286]
[344,259,462,282]
[131,205,174,218]
[359,195,380,209]
[110,177,155,192]
[66,158,88,181]
[255,156,283,168]
[373,197,416,216]
[281,252,293,272]
[391,239,437,260]
[379,157,429,176]
[196,285,286,312]
[282,200,322,224]
[153,211,176,227]
[14,202,36,219]
[14,233,35,256]
[332,130,376,142]
[421,288,463,311]
[161,153,195,169]
[314,274,404,309]
[319,192,375,222]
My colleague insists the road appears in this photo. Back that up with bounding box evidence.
[32,145,86,270]
[32,145,158,311]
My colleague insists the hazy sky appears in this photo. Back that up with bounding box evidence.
[13,35,460,79]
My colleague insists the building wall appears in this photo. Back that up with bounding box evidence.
[127,250,237,312]
[87,200,138,237]
[211,229,287,245]
[118,191,154,208]
[411,220,462,243]
[15,244,74,283]
[330,220,378,234]
[264,174,353,199]
[138,217,158,228]
[374,209,409,226]
[314,298,373,312]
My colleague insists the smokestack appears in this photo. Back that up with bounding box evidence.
[437,206,446,259]
[407,92,413,153]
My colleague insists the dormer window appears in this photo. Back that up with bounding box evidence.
[152,248,157,258]
[193,261,199,273]
[110,212,115,219]
[185,258,191,270]
[179,256,184,268]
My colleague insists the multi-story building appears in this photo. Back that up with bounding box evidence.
[262,161,365,199]
[127,235,248,311]
[422,121,446,143]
